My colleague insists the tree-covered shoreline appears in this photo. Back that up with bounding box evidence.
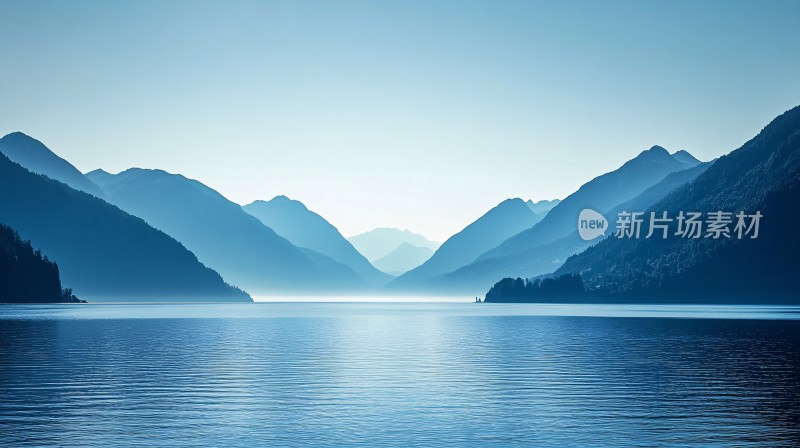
[0,223,84,303]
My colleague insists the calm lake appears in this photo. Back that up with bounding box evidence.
[1,302,799,447]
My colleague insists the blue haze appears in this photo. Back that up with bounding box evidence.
[1,0,798,240]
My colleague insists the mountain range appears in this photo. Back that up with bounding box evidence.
[387,198,552,289]
[87,169,364,295]
[3,105,796,305]
[0,132,104,197]
[542,105,800,303]
[0,141,249,302]
[372,243,435,276]
[243,196,393,286]
[526,199,561,215]
[478,146,701,262]
[348,228,440,263]
[441,161,712,295]
[386,147,702,295]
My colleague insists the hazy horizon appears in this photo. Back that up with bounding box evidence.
[2,0,799,240]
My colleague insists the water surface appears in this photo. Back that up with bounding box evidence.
[1,303,799,447]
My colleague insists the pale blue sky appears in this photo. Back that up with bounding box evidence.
[1,0,798,240]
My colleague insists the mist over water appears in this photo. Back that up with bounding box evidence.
[1,303,799,447]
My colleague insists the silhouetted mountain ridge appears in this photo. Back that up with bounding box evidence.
[526,199,561,214]
[398,147,702,295]
[373,242,435,276]
[412,162,709,295]
[671,150,701,166]
[89,168,364,294]
[243,196,393,286]
[388,198,545,289]
[486,106,800,303]
[0,152,249,302]
[348,228,440,262]
[477,146,700,262]
[0,132,104,197]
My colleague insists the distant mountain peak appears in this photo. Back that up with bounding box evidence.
[487,198,533,216]
[485,198,529,213]
[387,197,548,287]
[1,132,46,152]
[497,197,526,207]
[394,241,425,250]
[362,227,430,237]
[0,132,104,197]
[526,199,561,215]
[347,228,440,262]
[111,168,206,189]
[268,194,308,209]
[372,242,435,276]
[245,195,312,213]
[243,196,392,287]
[671,150,702,166]
[91,168,369,293]
[633,146,701,167]
[471,142,706,272]
[4,131,31,140]
[84,168,115,185]
[633,145,672,162]
[617,145,700,172]
[120,167,170,176]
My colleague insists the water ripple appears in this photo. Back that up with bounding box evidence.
[0,303,799,447]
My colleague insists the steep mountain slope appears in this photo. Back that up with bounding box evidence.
[372,243,435,276]
[607,162,711,215]
[348,228,440,262]
[0,132,104,197]
[430,162,712,295]
[88,169,363,294]
[389,198,544,288]
[84,168,115,184]
[552,106,800,303]
[478,147,700,262]
[0,153,249,302]
[243,196,393,286]
[671,150,701,166]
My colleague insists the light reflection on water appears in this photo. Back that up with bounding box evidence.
[1,302,799,447]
